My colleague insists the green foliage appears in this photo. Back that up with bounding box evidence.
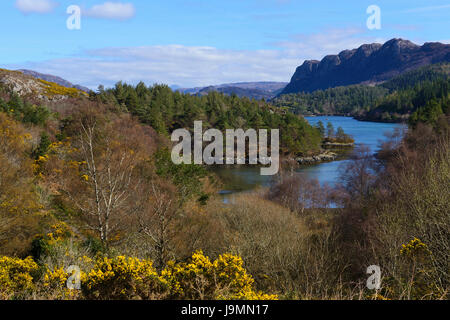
[315,120,325,137]
[365,76,449,123]
[95,83,322,155]
[273,63,450,126]
[326,122,334,138]
[33,132,51,159]
[154,148,208,200]
[380,63,449,91]
[409,98,448,129]
[273,85,389,115]
[0,94,50,125]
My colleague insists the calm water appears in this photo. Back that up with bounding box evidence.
[212,116,404,193]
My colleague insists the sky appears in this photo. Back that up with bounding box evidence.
[1,0,449,89]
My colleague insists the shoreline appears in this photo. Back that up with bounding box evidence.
[304,113,407,124]
[294,151,338,165]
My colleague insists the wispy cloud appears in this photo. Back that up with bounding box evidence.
[15,0,58,14]
[403,4,450,13]
[84,2,136,21]
[10,28,385,89]
[274,28,385,60]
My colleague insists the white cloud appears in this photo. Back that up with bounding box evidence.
[84,2,136,21]
[274,28,385,60]
[15,0,58,14]
[11,28,385,89]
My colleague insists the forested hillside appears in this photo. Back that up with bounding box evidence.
[94,82,323,155]
[362,64,449,123]
[272,85,389,115]
[0,66,448,300]
[273,63,450,124]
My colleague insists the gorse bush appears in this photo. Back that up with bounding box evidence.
[82,256,163,300]
[160,251,277,300]
[1,252,277,300]
[0,63,447,301]
[38,79,86,98]
[0,256,38,299]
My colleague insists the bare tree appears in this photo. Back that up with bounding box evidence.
[335,144,377,206]
[136,181,178,268]
[60,110,155,247]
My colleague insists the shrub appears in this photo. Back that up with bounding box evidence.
[0,256,38,299]
[38,79,86,98]
[82,256,165,300]
[160,251,277,300]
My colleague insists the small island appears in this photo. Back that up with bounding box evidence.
[295,120,354,165]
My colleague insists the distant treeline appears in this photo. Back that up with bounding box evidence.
[272,85,389,115]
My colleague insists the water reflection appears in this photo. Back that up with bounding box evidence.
[210,116,404,197]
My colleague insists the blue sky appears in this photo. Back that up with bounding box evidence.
[1,0,449,88]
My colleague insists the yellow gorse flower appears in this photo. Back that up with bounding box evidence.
[0,256,38,300]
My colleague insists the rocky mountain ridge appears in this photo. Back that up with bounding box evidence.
[281,39,450,94]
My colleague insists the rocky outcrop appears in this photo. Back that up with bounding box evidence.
[296,151,337,165]
[281,39,450,94]
[323,141,354,148]
[0,68,87,101]
[18,69,90,93]
[0,70,43,96]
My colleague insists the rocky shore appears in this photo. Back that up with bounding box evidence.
[323,141,354,147]
[295,151,338,165]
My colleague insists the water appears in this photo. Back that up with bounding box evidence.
[305,116,402,154]
[211,116,404,193]
[299,116,404,186]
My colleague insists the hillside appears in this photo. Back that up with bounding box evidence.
[178,81,287,100]
[97,82,322,156]
[361,64,449,123]
[18,69,90,93]
[281,38,450,95]
[1,59,448,303]
[273,63,450,123]
[0,68,88,100]
[0,69,322,156]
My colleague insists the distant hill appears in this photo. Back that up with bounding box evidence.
[18,69,91,93]
[281,38,450,95]
[273,62,450,123]
[0,68,88,100]
[178,82,288,100]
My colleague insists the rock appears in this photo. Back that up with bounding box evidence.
[281,38,450,94]
[0,68,86,101]
[296,152,337,164]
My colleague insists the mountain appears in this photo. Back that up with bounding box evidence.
[281,38,450,95]
[178,82,288,100]
[273,62,449,123]
[18,69,91,93]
